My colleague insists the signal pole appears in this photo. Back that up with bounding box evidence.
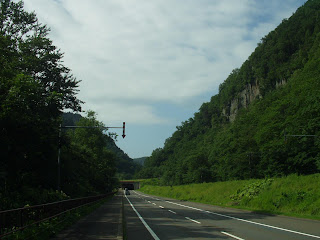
[57,122,126,191]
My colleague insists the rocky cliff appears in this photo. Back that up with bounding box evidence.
[222,79,287,122]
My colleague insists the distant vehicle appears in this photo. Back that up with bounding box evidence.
[124,188,130,195]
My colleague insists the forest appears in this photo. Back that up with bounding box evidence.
[0,0,139,210]
[136,0,320,185]
[1,0,320,211]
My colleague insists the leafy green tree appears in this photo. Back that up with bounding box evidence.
[61,111,118,196]
[0,0,82,207]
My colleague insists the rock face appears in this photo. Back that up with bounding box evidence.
[222,79,286,122]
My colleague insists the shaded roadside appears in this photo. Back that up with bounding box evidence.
[51,192,123,240]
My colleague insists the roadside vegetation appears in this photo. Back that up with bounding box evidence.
[138,174,320,220]
[2,196,113,240]
[0,0,140,212]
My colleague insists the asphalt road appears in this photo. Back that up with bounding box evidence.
[124,190,320,240]
[51,194,122,240]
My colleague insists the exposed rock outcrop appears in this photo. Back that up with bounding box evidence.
[222,79,286,122]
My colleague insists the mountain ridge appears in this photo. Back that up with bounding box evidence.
[136,0,320,184]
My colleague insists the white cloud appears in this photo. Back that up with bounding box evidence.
[21,0,305,125]
[82,101,169,126]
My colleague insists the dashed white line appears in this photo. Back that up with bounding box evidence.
[221,231,245,240]
[185,217,201,224]
[162,200,320,239]
[168,210,177,214]
[134,191,320,239]
[125,194,160,240]
[159,206,164,209]
[152,203,156,205]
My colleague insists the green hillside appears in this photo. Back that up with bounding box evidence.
[136,0,320,184]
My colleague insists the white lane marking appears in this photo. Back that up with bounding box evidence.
[185,217,201,224]
[134,191,320,239]
[134,191,160,201]
[165,200,201,211]
[166,200,320,239]
[152,203,156,205]
[159,206,164,209]
[125,194,160,240]
[168,210,177,214]
[148,201,151,203]
[221,231,245,240]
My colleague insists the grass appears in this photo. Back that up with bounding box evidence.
[138,174,320,220]
[3,195,115,240]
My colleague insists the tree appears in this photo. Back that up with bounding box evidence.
[62,111,118,195]
[0,0,82,196]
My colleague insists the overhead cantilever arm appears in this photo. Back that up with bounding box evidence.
[57,122,126,190]
[61,121,126,138]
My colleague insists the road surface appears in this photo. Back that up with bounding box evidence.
[51,194,122,239]
[124,190,320,240]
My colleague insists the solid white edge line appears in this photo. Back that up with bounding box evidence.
[221,231,245,240]
[166,200,320,239]
[185,217,201,224]
[125,194,160,240]
[134,191,320,239]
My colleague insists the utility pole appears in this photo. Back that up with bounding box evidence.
[57,124,62,191]
[57,122,126,191]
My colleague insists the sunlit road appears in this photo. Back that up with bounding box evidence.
[124,190,320,240]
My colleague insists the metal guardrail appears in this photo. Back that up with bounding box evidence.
[0,192,115,238]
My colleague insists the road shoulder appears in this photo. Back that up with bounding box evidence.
[51,193,123,240]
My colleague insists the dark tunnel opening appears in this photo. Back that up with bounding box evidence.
[122,183,134,190]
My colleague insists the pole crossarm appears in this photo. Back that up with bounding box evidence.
[284,129,318,142]
[61,126,123,129]
[60,122,126,138]
[285,134,318,137]
[57,122,125,190]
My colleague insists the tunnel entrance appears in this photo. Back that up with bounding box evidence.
[119,181,140,190]
[122,183,134,190]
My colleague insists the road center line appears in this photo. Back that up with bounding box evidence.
[185,217,201,224]
[134,191,320,239]
[221,231,245,240]
[125,195,160,240]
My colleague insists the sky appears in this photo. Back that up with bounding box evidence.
[21,0,306,158]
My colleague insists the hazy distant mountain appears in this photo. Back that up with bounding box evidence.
[133,157,148,166]
[62,112,82,126]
